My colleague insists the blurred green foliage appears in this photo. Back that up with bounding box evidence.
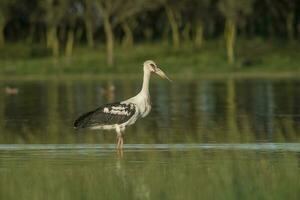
[0,0,299,70]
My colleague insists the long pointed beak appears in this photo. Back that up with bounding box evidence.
[155,68,172,82]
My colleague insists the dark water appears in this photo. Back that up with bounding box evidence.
[0,78,299,199]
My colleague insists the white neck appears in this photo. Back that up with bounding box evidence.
[140,69,151,95]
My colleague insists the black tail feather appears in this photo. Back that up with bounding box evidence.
[73,110,95,129]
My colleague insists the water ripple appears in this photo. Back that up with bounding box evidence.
[0,143,299,152]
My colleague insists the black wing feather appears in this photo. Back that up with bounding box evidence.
[74,102,136,129]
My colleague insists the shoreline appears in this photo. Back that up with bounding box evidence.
[1,71,300,81]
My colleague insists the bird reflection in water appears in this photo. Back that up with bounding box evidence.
[117,148,123,158]
[115,149,151,200]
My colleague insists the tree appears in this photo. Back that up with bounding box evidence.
[164,0,211,49]
[84,0,96,48]
[40,0,61,56]
[183,0,212,48]
[120,1,163,48]
[0,0,13,47]
[95,0,161,67]
[281,0,297,41]
[121,19,136,48]
[218,0,253,64]
[62,0,82,57]
[164,0,182,49]
[95,0,115,66]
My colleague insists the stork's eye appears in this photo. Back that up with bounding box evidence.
[150,64,156,72]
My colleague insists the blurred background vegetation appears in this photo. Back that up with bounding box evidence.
[0,0,300,75]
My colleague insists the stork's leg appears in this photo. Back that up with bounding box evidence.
[116,126,125,149]
[117,135,123,149]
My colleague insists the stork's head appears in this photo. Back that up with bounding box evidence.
[143,60,172,82]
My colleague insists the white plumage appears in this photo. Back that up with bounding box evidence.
[74,60,171,149]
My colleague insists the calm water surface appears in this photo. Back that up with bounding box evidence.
[0,77,299,199]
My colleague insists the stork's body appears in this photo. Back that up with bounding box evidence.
[74,60,171,149]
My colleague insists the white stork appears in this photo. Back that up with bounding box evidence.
[74,60,171,149]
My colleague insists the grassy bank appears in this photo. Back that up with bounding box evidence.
[0,39,300,76]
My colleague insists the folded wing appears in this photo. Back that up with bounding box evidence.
[74,102,136,129]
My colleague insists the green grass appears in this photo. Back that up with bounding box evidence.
[0,39,300,77]
[0,149,299,200]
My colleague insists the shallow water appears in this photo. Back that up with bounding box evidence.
[0,78,299,199]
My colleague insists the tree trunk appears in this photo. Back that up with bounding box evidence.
[267,15,275,40]
[286,12,294,42]
[27,23,36,43]
[47,25,59,56]
[122,21,133,48]
[0,15,6,47]
[103,16,114,67]
[295,21,300,39]
[0,22,4,47]
[52,36,59,57]
[195,22,204,48]
[85,18,94,48]
[65,28,74,57]
[162,25,169,45]
[248,18,255,38]
[46,25,54,48]
[182,23,191,43]
[165,6,180,49]
[225,19,236,64]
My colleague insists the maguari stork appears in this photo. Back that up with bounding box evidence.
[74,60,171,149]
